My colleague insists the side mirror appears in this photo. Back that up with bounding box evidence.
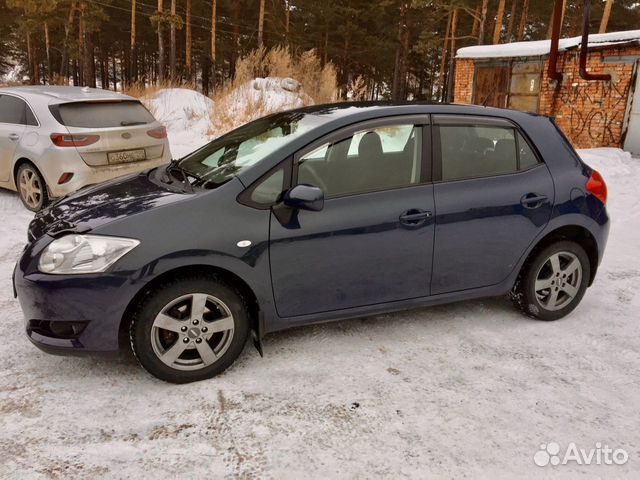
[283,184,324,211]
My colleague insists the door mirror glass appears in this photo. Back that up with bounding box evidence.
[283,184,324,211]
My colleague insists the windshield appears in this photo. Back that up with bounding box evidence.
[179,111,324,187]
[50,100,155,128]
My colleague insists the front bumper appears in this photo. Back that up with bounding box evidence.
[14,256,136,354]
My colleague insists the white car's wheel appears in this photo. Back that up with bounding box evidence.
[17,163,48,212]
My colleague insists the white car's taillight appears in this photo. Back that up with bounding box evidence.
[50,133,100,147]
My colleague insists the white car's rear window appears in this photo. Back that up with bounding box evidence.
[50,100,155,128]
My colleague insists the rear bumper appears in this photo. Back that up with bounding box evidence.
[47,155,170,198]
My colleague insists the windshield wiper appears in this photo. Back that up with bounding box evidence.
[120,121,147,126]
[165,159,204,193]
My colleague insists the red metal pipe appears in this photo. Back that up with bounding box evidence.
[547,0,564,82]
[579,0,611,81]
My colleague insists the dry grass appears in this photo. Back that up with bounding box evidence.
[124,79,197,103]
[210,46,338,136]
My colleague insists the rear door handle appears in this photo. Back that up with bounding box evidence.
[399,209,432,226]
[520,194,548,208]
[8,133,20,141]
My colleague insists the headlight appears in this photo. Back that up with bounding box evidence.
[38,234,140,274]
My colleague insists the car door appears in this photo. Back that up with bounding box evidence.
[431,114,554,294]
[0,94,28,182]
[268,116,435,318]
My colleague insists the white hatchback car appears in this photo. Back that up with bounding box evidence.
[0,86,171,211]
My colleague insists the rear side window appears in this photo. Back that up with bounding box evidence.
[438,123,539,181]
[50,100,155,128]
[0,95,28,125]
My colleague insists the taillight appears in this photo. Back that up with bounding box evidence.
[586,170,607,205]
[50,133,100,147]
[147,126,167,139]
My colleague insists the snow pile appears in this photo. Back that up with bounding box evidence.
[211,77,313,138]
[142,88,215,158]
[142,79,313,158]
[457,29,640,59]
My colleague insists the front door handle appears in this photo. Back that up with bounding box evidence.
[8,133,20,141]
[520,193,548,209]
[399,209,432,226]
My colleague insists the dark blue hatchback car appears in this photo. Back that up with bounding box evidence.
[14,103,609,383]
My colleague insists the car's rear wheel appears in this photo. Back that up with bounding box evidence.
[512,241,590,321]
[130,276,249,383]
[17,163,48,212]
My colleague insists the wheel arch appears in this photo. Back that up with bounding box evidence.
[118,264,261,353]
[518,225,599,287]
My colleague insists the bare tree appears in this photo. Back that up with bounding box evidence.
[505,0,516,42]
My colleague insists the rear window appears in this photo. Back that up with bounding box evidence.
[50,100,155,128]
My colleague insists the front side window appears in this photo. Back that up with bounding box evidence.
[438,123,538,181]
[297,124,423,198]
[0,95,28,125]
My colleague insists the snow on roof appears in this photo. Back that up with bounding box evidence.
[0,85,135,103]
[456,29,640,59]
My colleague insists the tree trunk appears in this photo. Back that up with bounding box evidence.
[26,31,35,84]
[130,0,137,85]
[599,0,614,33]
[230,0,240,79]
[186,0,192,81]
[438,9,452,98]
[258,0,265,48]
[78,3,85,85]
[446,8,458,102]
[44,23,52,83]
[516,0,529,41]
[471,5,480,38]
[492,0,506,44]
[86,31,96,88]
[60,1,77,80]
[170,0,176,80]
[478,0,489,45]
[157,0,165,83]
[547,0,566,39]
[392,1,410,101]
[211,0,217,88]
[285,0,290,44]
[505,0,517,42]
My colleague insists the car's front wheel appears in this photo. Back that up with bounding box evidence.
[17,163,48,212]
[512,241,590,321]
[130,276,249,383]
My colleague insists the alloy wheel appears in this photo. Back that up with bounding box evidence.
[151,293,235,371]
[534,251,582,311]
[19,167,43,210]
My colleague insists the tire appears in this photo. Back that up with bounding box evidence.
[129,276,249,383]
[16,163,49,212]
[511,241,590,321]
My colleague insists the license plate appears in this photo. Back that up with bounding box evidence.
[108,149,146,164]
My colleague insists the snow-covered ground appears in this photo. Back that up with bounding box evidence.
[1,140,639,477]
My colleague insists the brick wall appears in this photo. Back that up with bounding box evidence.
[453,46,640,148]
[453,58,475,104]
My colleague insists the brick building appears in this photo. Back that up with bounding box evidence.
[453,30,640,155]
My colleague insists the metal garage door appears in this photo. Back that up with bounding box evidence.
[623,62,640,156]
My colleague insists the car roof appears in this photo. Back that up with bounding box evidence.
[0,85,137,104]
